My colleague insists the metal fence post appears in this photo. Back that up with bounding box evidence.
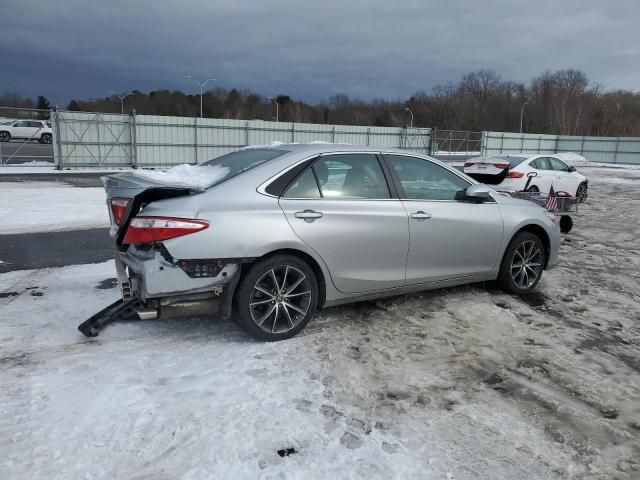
[291,123,295,143]
[580,135,585,156]
[194,116,198,165]
[538,136,542,153]
[332,126,336,143]
[245,121,250,146]
[554,135,559,153]
[54,110,64,170]
[499,133,504,153]
[613,138,620,163]
[130,110,137,168]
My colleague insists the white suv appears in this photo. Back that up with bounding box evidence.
[0,119,53,144]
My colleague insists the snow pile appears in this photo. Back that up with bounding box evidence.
[554,152,589,165]
[131,164,230,189]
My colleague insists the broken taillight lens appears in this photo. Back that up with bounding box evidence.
[109,197,131,225]
[122,216,209,245]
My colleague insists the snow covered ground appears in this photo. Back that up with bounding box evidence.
[0,165,639,479]
[0,182,109,234]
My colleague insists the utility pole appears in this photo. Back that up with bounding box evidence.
[405,107,414,128]
[184,75,216,118]
[269,96,279,122]
[110,91,133,115]
[520,101,529,133]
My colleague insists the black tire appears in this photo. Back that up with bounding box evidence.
[559,215,573,233]
[576,182,588,203]
[39,133,52,144]
[498,232,546,295]
[235,254,318,341]
[0,131,10,142]
[526,185,539,193]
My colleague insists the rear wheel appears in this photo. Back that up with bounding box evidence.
[235,255,318,341]
[498,232,546,294]
[576,182,588,203]
[526,185,539,193]
[0,131,10,142]
[39,133,52,144]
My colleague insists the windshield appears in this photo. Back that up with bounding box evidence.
[200,148,288,185]
[494,154,529,168]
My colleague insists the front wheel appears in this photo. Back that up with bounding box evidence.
[576,182,588,203]
[0,131,10,142]
[498,232,546,294]
[235,255,318,341]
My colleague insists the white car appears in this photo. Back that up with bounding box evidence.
[464,154,588,203]
[0,119,53,144]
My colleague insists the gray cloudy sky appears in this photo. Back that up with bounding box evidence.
[2,0,639,105]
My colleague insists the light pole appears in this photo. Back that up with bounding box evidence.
[184,75,216,118]
[404,107,414,128]
[110,91,133,115]
[269,96,279,122]
[520,101,529,133]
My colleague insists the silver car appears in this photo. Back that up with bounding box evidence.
[102,144,560,341]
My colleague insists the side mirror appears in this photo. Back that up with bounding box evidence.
[568,166,576,172]
[527,171,538,178]
[466,184,492,200]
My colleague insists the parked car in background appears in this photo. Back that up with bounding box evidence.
[464,154,588,202]
[0,119,52,144]
[92,144,561,341]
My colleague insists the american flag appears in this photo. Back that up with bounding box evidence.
[545,185,558,212]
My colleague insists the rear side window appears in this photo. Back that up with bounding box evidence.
[531,157,551,170]
[283,169,321,198]
[312,154,390,199]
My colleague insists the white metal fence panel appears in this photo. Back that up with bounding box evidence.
[481,131,640,165]
[52,110,433,168]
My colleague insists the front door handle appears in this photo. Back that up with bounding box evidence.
[410,211,432,221]
[295,209,323,222]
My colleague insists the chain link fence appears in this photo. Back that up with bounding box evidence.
[0,107,54,165]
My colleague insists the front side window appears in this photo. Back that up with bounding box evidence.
[311,154,390,199]
[385,155,470,200]
[549,157,569,172]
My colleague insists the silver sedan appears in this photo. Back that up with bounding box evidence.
[102,144,560,340]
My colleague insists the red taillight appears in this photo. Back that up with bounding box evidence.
[110,197,131,225]
[494,163,509,169]
[122,216,209,245]
[506,171,525,178]
[464,162,475,168]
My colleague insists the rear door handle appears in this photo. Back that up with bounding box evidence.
[410,211,432,221]
[295,209,323,222]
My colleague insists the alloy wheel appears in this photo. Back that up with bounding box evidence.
[510,240,543,289]
[0,132,9,142]
[249,265,312,334]
[576,184,587,203]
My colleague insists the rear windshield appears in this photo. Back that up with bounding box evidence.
[200,148,288,184]
[494,155,528,168]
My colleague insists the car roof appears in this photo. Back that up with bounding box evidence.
[241,142,427,156]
